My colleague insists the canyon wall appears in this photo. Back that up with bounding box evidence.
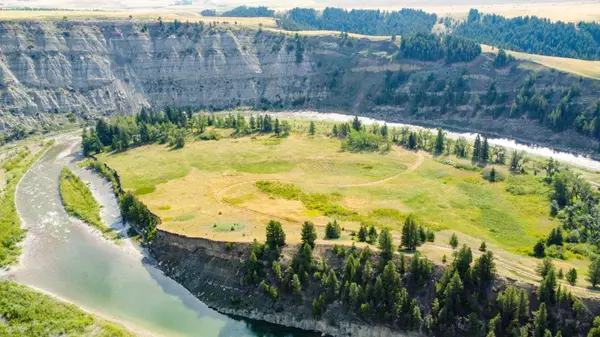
[1,21,599,152]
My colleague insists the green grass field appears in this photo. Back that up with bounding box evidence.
[98,127,556,253]
[59,167,117,240]
[94,120,600,290]
[0,280,134,337]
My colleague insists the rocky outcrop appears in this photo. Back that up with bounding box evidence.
[1,20,600,153]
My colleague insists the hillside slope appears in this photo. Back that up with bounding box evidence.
[1,21,600,153]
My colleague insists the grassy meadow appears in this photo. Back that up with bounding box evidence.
[59,167,118,240]
[98,124,558,255]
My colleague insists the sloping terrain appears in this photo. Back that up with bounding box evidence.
[1,21,600,153]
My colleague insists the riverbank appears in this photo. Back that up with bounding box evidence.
[10,135,320,337]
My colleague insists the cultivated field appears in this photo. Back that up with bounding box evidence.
[96,120,600,291]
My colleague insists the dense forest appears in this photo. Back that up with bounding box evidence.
[278,7,437,36]
[454,9,600,60]
[212,5,600,61]
[221,6,274,18]
[399,33,481,63]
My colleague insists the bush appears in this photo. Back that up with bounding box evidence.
[482,166,505,182]
[545,245,566,260]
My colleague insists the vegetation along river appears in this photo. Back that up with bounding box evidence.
[7,111,600,337]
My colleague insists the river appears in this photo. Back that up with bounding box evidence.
[11,134,315,337]
[276,111,600,171]
[8,111,600,337]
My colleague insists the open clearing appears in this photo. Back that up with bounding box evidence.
[93,123,600,291]
[98,131,555,250]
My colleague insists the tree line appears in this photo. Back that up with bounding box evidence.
[399,32,482,63]
[455,9,600,60]
[82,107,290,156]
[278,7,437,36]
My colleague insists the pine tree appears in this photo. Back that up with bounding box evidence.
[435,128,445,153]
[479,241,487,252]
[274,118,281,135]
[566,268,577,286]
[533,303,549,337]
[357,225,368,242]
[332,124,339,136]
[266,220,286,248]
[408,132,417,149]
[367,225,378,243]
[291,274,302,298]
[381,123,388,137]
[301,221,317,249]
[352,116,361,131]
[482,136,490,161]
[378,228,394,262]
[325,220,341,239]
[473,134,482,160]
[589,258,600,288]
[401,214,420,250]
[449,233,459,249]
[309,121,316,135]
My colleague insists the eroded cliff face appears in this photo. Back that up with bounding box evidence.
[1,20,599,152]
[149,229,422,337]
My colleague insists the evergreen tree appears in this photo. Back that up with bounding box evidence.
[352,116,362,131]
[325,220,342,239]
[533,303,549,337]
[479,241,487,252]
[332,124,339,136]
[538,268,557,304]
[381,123,388,137]
[434,128,445,153]
[449,233,459,249]
[291,273,302,298]
[274,118,281,135]
[301,221,317,248]
[357,225,368,242]
[473,134,482,160]
[482,136,490,161]
[408,132,418,149]
[566,268,578,286]
[367,225,378,243]
[401,214,420,250]
[266,220,286,248]
[588,317,600,337]
[309,121,316,135]
[534,239,546,258]
[546,227,563,246]
[473,251,496,288]
[272,261,283,284]
[378,228,394,262]
[588,258,600,288]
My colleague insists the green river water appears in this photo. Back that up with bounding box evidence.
[12,135,315,337]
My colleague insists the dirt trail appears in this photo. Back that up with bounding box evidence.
[215,151,424,222]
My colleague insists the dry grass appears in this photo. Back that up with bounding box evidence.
[482,45,600,80]
[0,10,277,27]
[97,125,600,289]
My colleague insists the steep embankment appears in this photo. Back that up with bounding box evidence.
[150,230,421,336]
[1,21,600,152]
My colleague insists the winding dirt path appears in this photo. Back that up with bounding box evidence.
[215,151,424,223]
